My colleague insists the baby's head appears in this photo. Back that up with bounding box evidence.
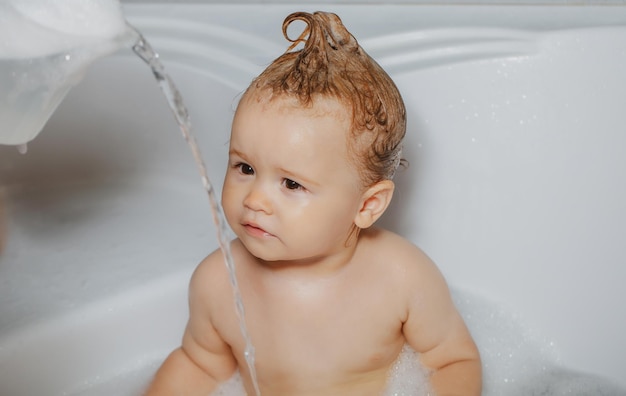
[224,12,406,254]
[240,11,406,188]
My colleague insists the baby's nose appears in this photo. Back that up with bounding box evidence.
[243,183,272,214]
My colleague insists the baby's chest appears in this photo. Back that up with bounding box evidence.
[241,291,404,379]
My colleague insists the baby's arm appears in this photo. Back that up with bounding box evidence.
[144,253,238,395]
[401,247,482,396]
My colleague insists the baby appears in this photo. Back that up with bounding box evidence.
[145,11,481,396]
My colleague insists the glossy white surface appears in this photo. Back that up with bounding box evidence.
[1,3,625,394]
[0,1,129,145]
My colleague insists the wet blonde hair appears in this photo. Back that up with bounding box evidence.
[245,11,406,186]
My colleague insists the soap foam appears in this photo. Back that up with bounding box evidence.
[209,289,626,396]
[453,289,626,396]
[64,289,626,396]
[383,344,433,396]
[209,345,433,396]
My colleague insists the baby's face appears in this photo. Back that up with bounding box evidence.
[222,94,365,263]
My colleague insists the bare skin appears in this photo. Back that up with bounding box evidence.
[145,94,481,396]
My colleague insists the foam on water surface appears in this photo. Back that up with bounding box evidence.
[209,344,433,396]
[58,289,626,396]
[207,290,626,396]
[453,291,626,396]
[382,344,433,396]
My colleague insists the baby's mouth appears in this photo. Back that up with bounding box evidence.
[243,222,274,238]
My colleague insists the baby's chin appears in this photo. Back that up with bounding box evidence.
[236,239,306,267]
[236,236,284,263]
[234,232,332,268]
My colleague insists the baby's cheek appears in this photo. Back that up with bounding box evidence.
[221,199,237,228]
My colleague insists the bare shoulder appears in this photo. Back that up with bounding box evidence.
[361,227,442,280]
[372,233,482,393]
[189,239,249,309]
[360,228,453,319]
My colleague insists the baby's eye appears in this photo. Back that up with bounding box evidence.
[237,163,254,175]
[283,178,303,190]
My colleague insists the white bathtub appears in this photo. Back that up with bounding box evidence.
[1,3,626,395]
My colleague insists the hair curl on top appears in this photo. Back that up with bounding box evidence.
[246,11,406,185]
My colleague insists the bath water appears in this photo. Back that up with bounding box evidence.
[205,289,626,396]
[129,29,262,396]
[64,287,626,396]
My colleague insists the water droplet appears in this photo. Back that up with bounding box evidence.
[17,144,27,154]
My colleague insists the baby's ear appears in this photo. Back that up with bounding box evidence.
[354,180,395,229]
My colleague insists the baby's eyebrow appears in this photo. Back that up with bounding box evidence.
[228,148,246,159]
[278,166,320,188]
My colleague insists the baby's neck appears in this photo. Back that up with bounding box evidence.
[254,238,362,280]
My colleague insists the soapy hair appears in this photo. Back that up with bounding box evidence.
[247,11,406,185]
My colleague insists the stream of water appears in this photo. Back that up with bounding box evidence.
[129,27,261,396]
